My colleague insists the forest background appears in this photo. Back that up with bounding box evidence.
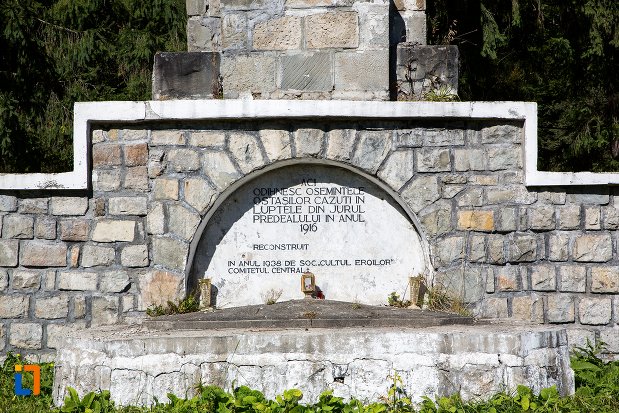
[0,0,617,173]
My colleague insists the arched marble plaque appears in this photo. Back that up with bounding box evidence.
[193,164,428,307]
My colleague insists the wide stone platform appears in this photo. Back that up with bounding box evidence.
[53,300,574,406]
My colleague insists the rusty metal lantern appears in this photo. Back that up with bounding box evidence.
[301,271,315,298]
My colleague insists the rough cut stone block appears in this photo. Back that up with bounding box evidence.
[546,295,575,323]
[326,129,355,161]
[529,206,555,231]
[153,52,221,99]
[457,188,483,207]
[93,143,122,168]
[285,0,330,7]
[0,270,7,291]
[0,195,17,212]
[548,233,569,262]
[512,294,543,323]
[334,50,389,93]
[354,3,389,49]
[306,12,359,49]
[18,198,48,214]
[260,129,292,162]
[228,132,266,173]
[495,266,519,291]
[508,235,537,262]
[530,265,556,291]
[58,271,98,291]
[496,207,517,232]
[183,178,216,213]
[188,16,221,52]
[21,241,67,267]
[418,200,452,236]
[294,128,324,158]
[47,322,86,349]
[568,191,609,205]
[100,270,131,293]
[124,143,148,166]
[572,233,612,262]
[11,270,41,290]
[402,10,426,44]
[485,186,536,205]
[351,130,391,173]
[92,220,135,243]
[487,146,522,171]
[9,323,42,349]
[558,266,586,292]
[253,16,302,50]
[81,245,115,268]
[584,206,601,229]
[121,245,149,268]
[93,170,122,192]
[480,297,508,318]
[481,124,521,144]
[591,267,619,293]
[154,178,179,200]
[152,237,189,272]
[35,217,57,240]
[59,220,90,242]
[50,197,89,216]
[0,240,19,267]
[486,235,506,264]
[578,297,611,325]
[416,148,451,172]
[190,131,226,148]
[602,206,619,229]
[168,205,201,241]
[566,328,596,350]
[151,130,186,146]
[34,295,69,319]
[221,54,277,97]
[0,295,29,318]
[557,205,581,229]
[401,175,440,213]
[187,0,207,16]
[123,166,148,191]
[468,235,485,262]
[377,150,415,191]
[457,211,494,232]
[281,53,332,91]
[167,148,201,172]
[222,13,247,50]
[109,197,148,216]
[91,296,119,326]
[139,270,184,309]
[147,203,166,235]
[454,149,485,171]
[203,151,241,189]
[2,215,33,239]
[434,236,464,267]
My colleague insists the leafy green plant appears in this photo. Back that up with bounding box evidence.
[387,292,411,308]
[61,388,115,413]
[146,293,200,317]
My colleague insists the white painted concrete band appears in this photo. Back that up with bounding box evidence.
[0,99,610,189]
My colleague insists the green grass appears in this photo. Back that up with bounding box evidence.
[2,341,619,412]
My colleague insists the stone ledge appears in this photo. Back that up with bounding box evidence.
[53,321,575,406]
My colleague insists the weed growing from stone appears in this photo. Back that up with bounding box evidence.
[145,294,200,317]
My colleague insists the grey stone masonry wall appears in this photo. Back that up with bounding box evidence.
[1,119,618,357]
[185,0,427,99]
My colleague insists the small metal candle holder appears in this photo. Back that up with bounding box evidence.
[301,271,315,299]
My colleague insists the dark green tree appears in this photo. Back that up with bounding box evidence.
[0,0,185,173]
[428,0,618,172]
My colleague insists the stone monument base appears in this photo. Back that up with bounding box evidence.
[52,302,574,406]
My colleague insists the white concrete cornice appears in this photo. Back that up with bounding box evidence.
[2,99,613,190]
